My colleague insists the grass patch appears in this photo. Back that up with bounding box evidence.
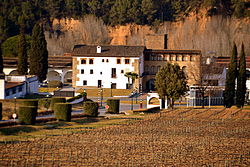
[0,115,145,142]
[77,88,131,97]
[0,126,38,135]
[39,88,60,93]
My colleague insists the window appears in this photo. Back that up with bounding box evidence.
[111,68,116,78]
[81,59,86,64]
[176,55,180,61]
[190,56,194,61]
[117,59,121,64]
[89,59,94,64]
[12,88,16,94]
[182,66,187,73]
[182,56,186,61]
[121,70,124,74]
[102,59,105,62]
[90,69,93,74]
[83,80,87,85]
[100,72,102,75]
[125,59,130,64]
[106,59,109,62]
[81,69,84,74]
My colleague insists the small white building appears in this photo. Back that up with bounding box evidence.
[71,45,145,89]
[0,73,39,99]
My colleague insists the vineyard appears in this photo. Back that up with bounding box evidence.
[0,108,250,166]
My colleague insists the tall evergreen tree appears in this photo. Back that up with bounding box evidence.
[236,43,246,108]
[224,43,238,108]
[29,22,48,82]
[0,43,3,73]
[17,23,28,75]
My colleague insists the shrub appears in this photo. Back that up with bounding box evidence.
[20,99,38,107]
[83,101,99,116]
[18,106,37,125]
[106,99,120,114]
[54,103,72,121]
[66,94,82,102]
[0,102,2,120]
[50,97,66,111]
[81,92,87,101]
[38,98,51,110]
[48,80,63,88]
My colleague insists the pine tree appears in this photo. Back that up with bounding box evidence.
[236,43,246,108]
[0,42,3,73]
[17,24,28,75]
[224,43,238,108]
[29,22,48,82]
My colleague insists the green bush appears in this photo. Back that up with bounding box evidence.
[18,106,37,125]
[81,92,87,101]
[50,97,66,111]
[83,101,99,117]
[67,94,82,102]
[48,80,63,88]
[38,98,51,110]
[54,103,72,121]
[0,102,2,120]
[20,99,38,107]
[106,99,120,114]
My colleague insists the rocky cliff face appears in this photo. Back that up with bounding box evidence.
[46,14,250,57]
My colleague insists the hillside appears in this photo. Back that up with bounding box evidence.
[46,14,250,57]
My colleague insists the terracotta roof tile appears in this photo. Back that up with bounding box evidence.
[71,45,146,57]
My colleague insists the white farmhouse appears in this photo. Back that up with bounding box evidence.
[71,45,145,89]
[0,73,39,99]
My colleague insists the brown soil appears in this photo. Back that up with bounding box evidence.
[0,109,249,166]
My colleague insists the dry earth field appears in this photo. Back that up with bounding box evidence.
[0,108,250,166]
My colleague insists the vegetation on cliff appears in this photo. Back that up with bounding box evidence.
[0,0,249,43]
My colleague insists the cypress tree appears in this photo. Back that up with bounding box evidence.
[17,24,28,75]
[0,42,3,73]
[29,22,48,82]
[236,43,246,108]
[224,43,238,108]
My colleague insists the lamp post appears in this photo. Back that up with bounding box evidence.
[131,91,134,111]
[110,82,113,97]
[100,86,103,107]
[135,88,138,104]
[14,96,17,114]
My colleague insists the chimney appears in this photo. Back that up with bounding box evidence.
[97,45,101,53]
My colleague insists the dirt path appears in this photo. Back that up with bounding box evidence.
[0,109,249,166]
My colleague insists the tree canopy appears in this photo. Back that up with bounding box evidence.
[155,62,188,109]
[0,43,3,73]
[236,43,246,108]
[224,43,238,108]
[29,22,48,82]
[0,0,249,42]
[17,24,28,75]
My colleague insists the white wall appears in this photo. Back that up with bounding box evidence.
[76,57,140,89]
[0,79,5,99]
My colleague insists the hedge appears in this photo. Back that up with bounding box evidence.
[0,102,2,120]
[50,97,66,111]
[39,98,51,110]
[106,99,120,114]
[83,101,99,117]
[54,103,72,121]
[20,99,38,107]
[18,106,37,125]
[48,80,63,88]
